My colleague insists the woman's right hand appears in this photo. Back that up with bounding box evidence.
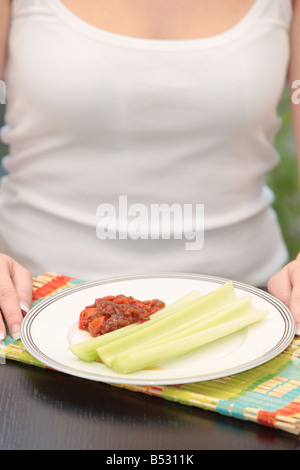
[0,254,33,341]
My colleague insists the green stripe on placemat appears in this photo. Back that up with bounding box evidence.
[1,273,300,435]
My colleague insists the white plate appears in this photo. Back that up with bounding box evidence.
[21,273,295,385]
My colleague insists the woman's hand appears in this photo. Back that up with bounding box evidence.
[0,254,33,341]
[268,253,300,334]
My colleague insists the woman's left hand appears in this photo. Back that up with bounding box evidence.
[268,252,300,334]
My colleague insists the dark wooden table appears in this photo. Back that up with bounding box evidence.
[0,358,299,451]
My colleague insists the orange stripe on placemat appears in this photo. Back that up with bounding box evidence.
[257,410,277,428]
[258,401,300,429]
[32,275,73,301]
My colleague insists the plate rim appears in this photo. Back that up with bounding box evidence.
[20,272,296,385]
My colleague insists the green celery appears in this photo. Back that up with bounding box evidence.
[69,289,203,362]
[111,309,268,374]
[69,322,138,362]
[95,282,237,366]
[98,295,253,368]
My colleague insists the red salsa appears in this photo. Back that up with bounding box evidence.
[79,294,165,337]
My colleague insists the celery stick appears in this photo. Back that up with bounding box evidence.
[111,309,268,375]
[96,282,237,366]
[69,289,202,362]
[142,296,254,344]
[98,295,253,367]
[69,323,138,362]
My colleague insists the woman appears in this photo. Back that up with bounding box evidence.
[0,0,300,340]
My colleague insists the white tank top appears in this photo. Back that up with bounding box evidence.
[0,0,292,284]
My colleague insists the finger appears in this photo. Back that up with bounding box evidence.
[287,264,300,332]
[267,265,300,335]
[0,312,5,342]
[10,262,32,317]
[267,265,292,307]
[0,271,23,340]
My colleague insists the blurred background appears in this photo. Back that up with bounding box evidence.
[0,89,300,261]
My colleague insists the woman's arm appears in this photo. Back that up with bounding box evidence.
[268,0,300,331]
[0,0,11,79]
[0,0,33,340]
[290,0,300,163]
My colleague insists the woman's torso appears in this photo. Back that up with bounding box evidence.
[0,0,292,284]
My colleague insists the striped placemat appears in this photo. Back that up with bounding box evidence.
[1,272,300,435]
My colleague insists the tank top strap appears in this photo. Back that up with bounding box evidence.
[262,0,293,29]
[11,0,53,17]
